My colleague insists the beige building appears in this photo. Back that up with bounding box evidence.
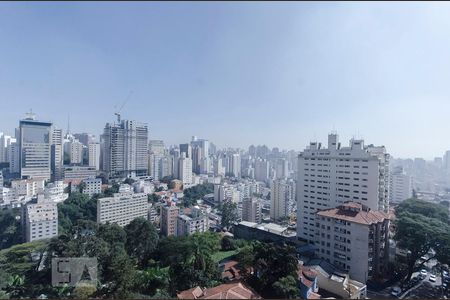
[11,178,45,197]
[314,202,390,283]
[242,197,262,223]
[177,208,209,236]
[160,201,180,236]
[97,192,148,227]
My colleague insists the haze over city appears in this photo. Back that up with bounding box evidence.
[1,2,450,159]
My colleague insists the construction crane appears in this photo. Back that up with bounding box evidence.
[114,90,133,123]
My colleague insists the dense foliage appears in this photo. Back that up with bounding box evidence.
[0,208,23,250]
[182,183,214,207]
[57,192,97,234]
[394,198,450,281]
[219,200,239,229]
[238,241,299,298]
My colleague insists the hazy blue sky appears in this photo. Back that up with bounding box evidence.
[1,2,450,159]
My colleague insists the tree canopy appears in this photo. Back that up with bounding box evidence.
[394,198,450,281]
[182,183,214,207]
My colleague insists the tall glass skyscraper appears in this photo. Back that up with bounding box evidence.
[19,114,52,180]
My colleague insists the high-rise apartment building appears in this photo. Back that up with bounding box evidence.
[254,158,269,183]
[69,140,84,164]
[179,143,192,159]
[242,197,262,223]
[97,192,148,226]
[0,134,16,163]
[178,152,193,186]
[230,153,241,178]
[73,133,96,147]
[102,119,148,178]
[50,128,63,181]
[296,133,390,243]
[88,143,101,170]
[276,158,289,179]
[389,166,412,203]
[160,201,180,236]
[19,114,52,180]
[314,202,390,283]
[8,141,20,174]
[24,194,58,242]
[270,179,289,220]
[149,140,165,180]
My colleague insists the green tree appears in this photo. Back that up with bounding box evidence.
[221,236,236,251]
[219,200,239,229]
[241,241,299,298]
[72,283,96,299]
[182,183,214,207]
[97,223,127,246]
[123,178,135,185]
[57,192,97,234]
[394,199,450,280]
[0,208,23,250]
[272,275,299,299]
[124,218,159,267]
[148,193,160,203]
[135,267,169,296]
[396,198,449,224]
[99,244,137,298]
[3,275,26,298]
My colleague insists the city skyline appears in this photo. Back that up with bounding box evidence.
[2,2,450,159]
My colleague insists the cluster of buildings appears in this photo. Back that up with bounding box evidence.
[3,111,449,298]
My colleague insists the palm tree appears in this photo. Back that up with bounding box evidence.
[4,275,25,298]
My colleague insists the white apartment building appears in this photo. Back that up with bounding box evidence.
[230,153,241,178]
[82,177,102,197]
[69,140,84,164]
[97,192,148,227]
[297,133,390,243]
[50,128,63,181]
[214,183,240,204]
[389,166,412,203]
[25,194,58,242]
[213,157,225,177]
[255,158,269,183]
[11,178,45,197]
[88,143,101,170]
[178,152,193,186]
[276,158,289,179]
[270,178,290,220]
[8,141,20,174]
[177,209,209,236]
[44,181,68,203]
[242,197,262,223]
[314,202,390,283]
[0,134,16,163]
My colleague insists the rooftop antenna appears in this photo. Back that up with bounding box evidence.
[25,109,36,120]
[115,90,133,123]
[67,113,71,135]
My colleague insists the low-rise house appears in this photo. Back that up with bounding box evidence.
[304,259,367,299]
[298,265,321,299]
[177,281,261,299]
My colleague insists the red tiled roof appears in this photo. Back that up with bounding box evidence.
[297,265,317,288]
[317,202,389,225]
[221,260,243,281]
[177,282,261,299]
